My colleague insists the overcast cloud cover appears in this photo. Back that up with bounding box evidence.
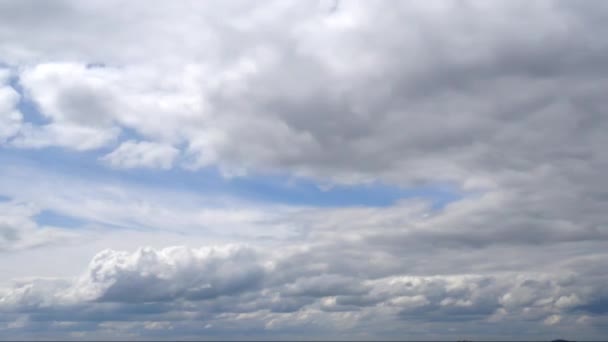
[1,0,608,340]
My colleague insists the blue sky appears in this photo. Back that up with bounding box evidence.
[1,144,463,209]
[1,143,464,234]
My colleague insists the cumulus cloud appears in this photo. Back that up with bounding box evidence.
[1,245,606,340]
[68,245,264,303]
[1,153,608,338]
[2,1,607,186]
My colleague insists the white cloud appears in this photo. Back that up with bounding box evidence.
[12,122,119,151]
[101,140,179,169]
[388,295,430,309]
[2,1,606,192]
[0,200,76,252]
[544,314,561,326]
[66,245,264,303]
[0,70,22,144]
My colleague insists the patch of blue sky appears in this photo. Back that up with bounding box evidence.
[225,172,463,208]
[0,145,464,209]
[35,209,86,229]
[116,125,152,146]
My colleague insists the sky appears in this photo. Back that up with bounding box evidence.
[0,0,608,340]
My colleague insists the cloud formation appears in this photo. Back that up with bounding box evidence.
[2,1,607,186]
[101,140,179,170]
[0,200,76,252]
[0,70,22,144]
[1,244,607,340]
[0,0,608,339]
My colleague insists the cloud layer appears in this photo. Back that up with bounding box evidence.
[1,1,607,184]
[1,244,607,340]
[1,0,608,339]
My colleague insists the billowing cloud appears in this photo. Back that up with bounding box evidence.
[67,245,264,303]
[1,1,607,186]
[1,244,607,340]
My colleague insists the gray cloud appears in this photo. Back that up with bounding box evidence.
[1,245,607,340]
[1,0,608,339]
[2,1,607,191]
[76,246,265,303]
